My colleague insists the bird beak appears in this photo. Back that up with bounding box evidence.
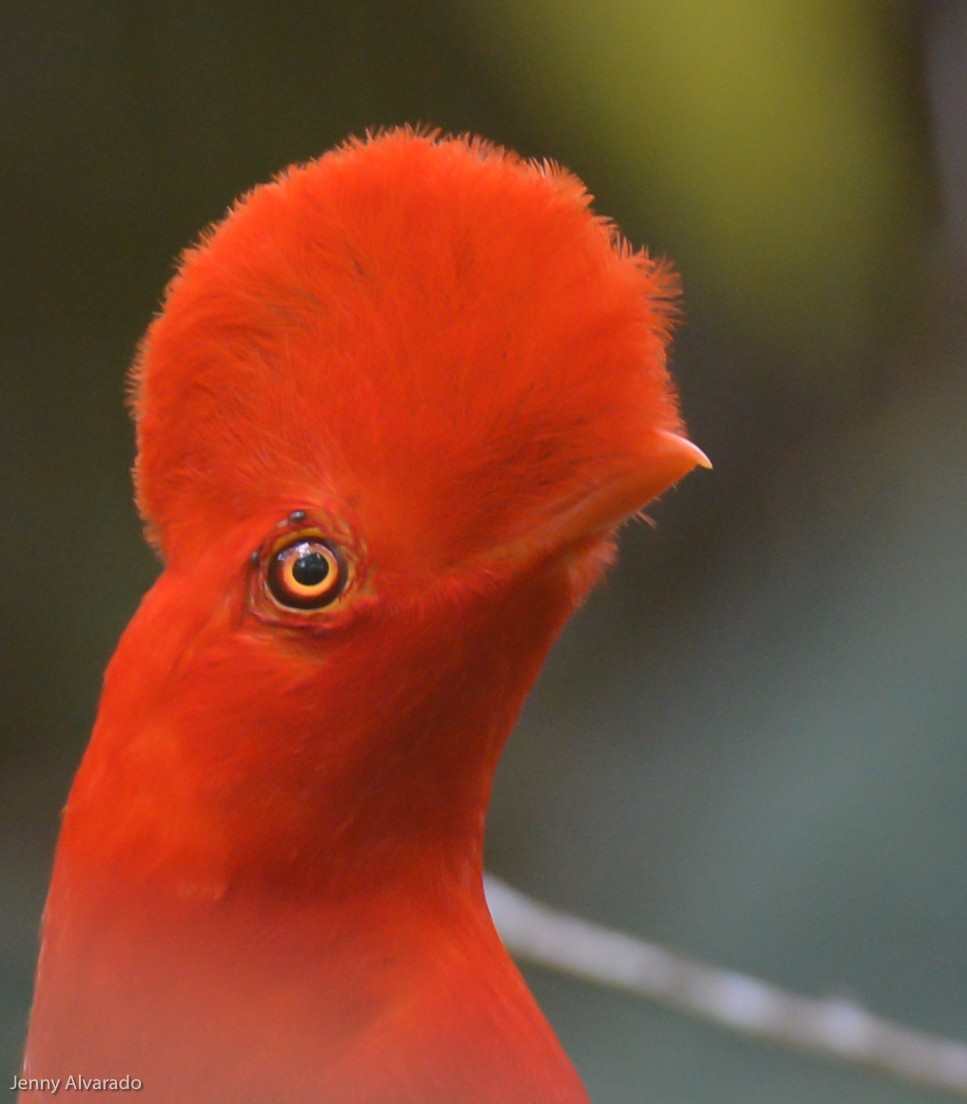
[536,430,711,558]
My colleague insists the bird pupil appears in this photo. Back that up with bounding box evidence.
[292,549,330,587]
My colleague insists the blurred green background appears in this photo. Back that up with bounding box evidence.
[3,2,966,1101]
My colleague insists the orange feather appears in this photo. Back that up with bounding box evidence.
[21,128,706,1102]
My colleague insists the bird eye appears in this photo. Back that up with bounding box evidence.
[266,536,346,610]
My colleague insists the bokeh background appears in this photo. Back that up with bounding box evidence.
[3,2,966,1101]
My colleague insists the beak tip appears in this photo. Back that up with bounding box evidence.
[655,429,712,473]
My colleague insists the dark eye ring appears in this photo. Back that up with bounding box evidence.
[266,537,346,611]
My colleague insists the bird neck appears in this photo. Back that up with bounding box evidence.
[58,556,583,909]
[28,558,595,1104]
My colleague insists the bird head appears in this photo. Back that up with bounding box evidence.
[98,130,706,890]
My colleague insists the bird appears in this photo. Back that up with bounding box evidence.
[20,128,708,1103]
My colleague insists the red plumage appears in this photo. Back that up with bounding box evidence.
[22,129,705,1102]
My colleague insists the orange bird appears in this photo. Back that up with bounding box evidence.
[21,129,707,1102]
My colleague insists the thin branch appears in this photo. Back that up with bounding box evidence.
[485,874,967,1098]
